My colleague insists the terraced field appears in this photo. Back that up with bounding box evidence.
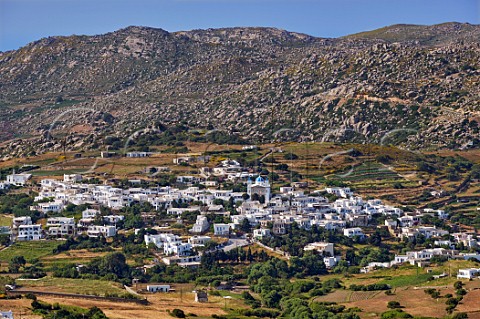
[330,162,403,182]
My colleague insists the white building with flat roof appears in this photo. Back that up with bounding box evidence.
[87,225,116,238]
[48,224,76,238]
[457,268,480,279]
[64,174,82,183]
[304,242,334,256]
[17,224,43,241]
[323,256,341,268]
[325,187,353,198]
[12,216,32,229]
[147,285,170,293]
[6,172,32,186]
[188,235,211,247]
[31,201,65,214]
[214,223,231,236]
[46,217,75,227]
[164,241,192,256]
[343,227,365,238]
[253,228,271,239]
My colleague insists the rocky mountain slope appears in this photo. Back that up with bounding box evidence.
[0,23,479,158]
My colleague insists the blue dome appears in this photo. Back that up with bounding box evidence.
[255,175,264,183]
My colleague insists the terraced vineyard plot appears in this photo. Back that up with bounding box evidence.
[314,290,351,303]
[348,290,380,302]
[330,162,403,182]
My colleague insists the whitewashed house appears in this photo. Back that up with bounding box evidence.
[48,224,76,238]
[0,182,10,190]
[188,236,211,247]
[103,215,125,224]
[325,187,353,198]
[164,241,192,256]
[144,233,180,248]
[343,227,365,238]
[126,152,151,158]
[31,201,65,214]
[323,256,342,268]
[12,216,32,229]
[6,172,32,186]
[190,215,210,234]
[304,242,334,256]
[146,285,170,293]
[87,225,116,238]
[17,224,43,241]
[46,217,75,227]
[64,174,82,183]
[214,223,231,236]
[457,268,480,279]
[253,228,271,239]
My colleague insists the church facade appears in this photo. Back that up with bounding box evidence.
[247,176,271,203]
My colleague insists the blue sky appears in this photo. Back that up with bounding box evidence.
[0,0,479,52]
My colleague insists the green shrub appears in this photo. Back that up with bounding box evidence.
[387,301,401,309]
[171,308,186,318]
[381,310,413,319]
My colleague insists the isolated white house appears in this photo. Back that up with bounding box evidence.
[147,285,170,293]
[457,268,480,279]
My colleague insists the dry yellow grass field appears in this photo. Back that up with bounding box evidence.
[0,290,238,319]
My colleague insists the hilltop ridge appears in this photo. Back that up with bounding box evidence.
[0,23,479,158]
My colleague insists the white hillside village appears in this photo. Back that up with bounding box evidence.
[1,160,478,281]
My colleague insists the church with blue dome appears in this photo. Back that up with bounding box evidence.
[247,175,271,203]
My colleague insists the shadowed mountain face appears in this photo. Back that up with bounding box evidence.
[0,23,479,157]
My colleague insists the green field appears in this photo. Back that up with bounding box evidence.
[16,276,126,296]
[0,240,60,262]
[0,214,12,227]
[377,272,442,288]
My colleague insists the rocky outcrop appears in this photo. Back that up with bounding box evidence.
[0,23,479,157]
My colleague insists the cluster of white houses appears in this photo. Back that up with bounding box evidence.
[143,232,213,268]
[11,213,118,241]
[2,161,479,279]
[14,175,475,248]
